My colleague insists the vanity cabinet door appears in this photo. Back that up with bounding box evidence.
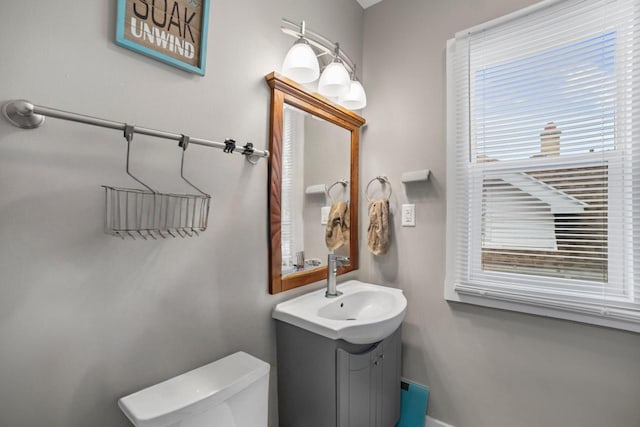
[337,343,381,427]
[336,329,401,427]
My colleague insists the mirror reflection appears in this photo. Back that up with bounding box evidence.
[281,105,351,277]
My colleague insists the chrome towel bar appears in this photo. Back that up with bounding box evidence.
[2,99,269,163]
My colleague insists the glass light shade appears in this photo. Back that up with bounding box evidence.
[338,80,367,110]
[282,40,320,83]
[318,61,351,98]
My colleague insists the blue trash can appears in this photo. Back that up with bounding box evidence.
[396,380,430,427]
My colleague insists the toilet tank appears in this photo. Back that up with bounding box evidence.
[118,351,270,427]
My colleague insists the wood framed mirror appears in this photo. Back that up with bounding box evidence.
[266,72,366,294]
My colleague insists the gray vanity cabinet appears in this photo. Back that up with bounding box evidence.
[276,321,401,427]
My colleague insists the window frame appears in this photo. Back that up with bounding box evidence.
[445,27,640,333]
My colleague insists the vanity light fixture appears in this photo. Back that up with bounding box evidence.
[338,79,367,110]
[280,19,367,111]
[318,45,351,98]
[281,21,320,83]
[338,67,367,110]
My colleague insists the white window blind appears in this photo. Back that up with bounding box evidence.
[281,106,305,273]
[446,0,640,332]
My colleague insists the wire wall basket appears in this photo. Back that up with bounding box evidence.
[104,127,211,240]
[103,187,210,239]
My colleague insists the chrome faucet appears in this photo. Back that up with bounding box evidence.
[326,253,350,298]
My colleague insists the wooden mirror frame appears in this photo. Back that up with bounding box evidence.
[266,72,366,294]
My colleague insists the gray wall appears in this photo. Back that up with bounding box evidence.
[360,1,640,427]
[0,1,362,426]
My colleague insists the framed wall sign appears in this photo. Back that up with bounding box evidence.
[116,0,210,75]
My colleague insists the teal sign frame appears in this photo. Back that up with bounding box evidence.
[116,0,210,75]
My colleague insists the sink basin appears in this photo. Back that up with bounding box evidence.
[272,280,407,344]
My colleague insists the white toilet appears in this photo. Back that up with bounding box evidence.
[118,351,270,427]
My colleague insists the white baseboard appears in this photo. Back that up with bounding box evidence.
[425,415,455,427]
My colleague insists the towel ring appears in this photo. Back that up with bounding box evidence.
[366,176,392,202]
[326,180,349,204]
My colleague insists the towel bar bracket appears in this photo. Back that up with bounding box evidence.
[223,138,236,153]
[2,99,45,129]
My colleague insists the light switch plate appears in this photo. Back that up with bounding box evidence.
[321,206,331,225]
[401,204,416,227]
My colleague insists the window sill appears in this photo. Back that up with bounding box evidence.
[444,281,640,333]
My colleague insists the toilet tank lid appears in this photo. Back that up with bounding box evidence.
[118,351,270,426]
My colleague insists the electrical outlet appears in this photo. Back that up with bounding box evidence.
[321,206,331,225]
[401,204,416,227]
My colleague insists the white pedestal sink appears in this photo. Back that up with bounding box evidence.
[272,280,407,344]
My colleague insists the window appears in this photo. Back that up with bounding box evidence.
[445,0,640,332]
